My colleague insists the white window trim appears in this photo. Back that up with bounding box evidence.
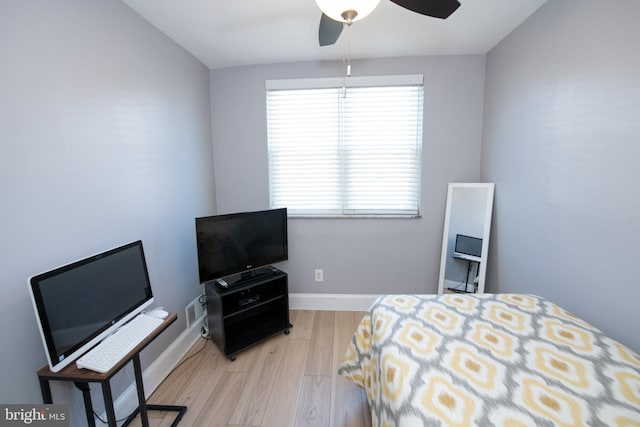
[266,74,424,90]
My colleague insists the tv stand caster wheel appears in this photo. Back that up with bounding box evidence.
[284,329,290,335]
[229,355,236,361]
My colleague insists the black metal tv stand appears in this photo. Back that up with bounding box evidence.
[205,267,291,360]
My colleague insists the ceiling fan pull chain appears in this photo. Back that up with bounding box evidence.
[341,26,347,96]
[347,24,352,77]
[343,23,352,79]
[342,22,352,96]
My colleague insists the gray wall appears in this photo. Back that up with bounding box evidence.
[211,56,486,294]
[482,0,640,352]
[0,0,215,415]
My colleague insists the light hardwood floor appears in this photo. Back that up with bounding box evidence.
[132,310,371,427]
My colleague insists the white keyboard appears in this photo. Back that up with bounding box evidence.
[76,314,164,373]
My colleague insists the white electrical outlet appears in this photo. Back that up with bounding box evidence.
[315,269,324,282]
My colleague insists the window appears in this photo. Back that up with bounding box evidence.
[266,75,423,217]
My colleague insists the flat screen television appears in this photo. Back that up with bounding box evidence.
[29,240,155,372]
[454,234,483,258]
[195,208,288,284]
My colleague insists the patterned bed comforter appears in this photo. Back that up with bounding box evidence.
[338,294,640,426]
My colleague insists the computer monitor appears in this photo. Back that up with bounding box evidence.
[29,240,154,372]
[454,234,482,258]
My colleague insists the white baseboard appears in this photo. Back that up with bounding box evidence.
[101,313,206,425]
[289,293,379,311]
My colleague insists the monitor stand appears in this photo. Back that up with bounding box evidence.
[218,266,279,289]
[240,267,274,281]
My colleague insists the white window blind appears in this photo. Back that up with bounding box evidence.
[266,75,423,217]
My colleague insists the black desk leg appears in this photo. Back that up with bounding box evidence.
[39,378,52,404]
[133,354,150,427]
[121,353,186,427]
[101,380,117,426]
[73,382,96,427]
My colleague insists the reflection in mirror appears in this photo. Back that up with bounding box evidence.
[437,183,495,294]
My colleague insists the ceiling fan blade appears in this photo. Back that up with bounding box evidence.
[390,0,461,19]
[319,13,343,46]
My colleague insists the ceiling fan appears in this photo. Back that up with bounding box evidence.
[316,0,461,46]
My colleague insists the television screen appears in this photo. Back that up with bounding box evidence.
[29,240,154,372]
[196,208,288,283]
[454,234,483,258]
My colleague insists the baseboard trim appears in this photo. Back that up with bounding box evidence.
[289,293,379,311]
[103,313,206,424]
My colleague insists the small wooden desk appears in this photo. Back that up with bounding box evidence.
[37,313,187,427]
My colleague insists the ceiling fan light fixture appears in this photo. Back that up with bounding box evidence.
[315,0,381,24]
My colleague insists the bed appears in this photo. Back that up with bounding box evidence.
[338,293,640,426]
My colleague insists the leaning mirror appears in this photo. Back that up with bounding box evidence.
[437,183,495,294]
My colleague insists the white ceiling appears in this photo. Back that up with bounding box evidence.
[121,0,548,70]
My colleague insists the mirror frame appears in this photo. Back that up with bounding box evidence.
[437,183,495,294]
